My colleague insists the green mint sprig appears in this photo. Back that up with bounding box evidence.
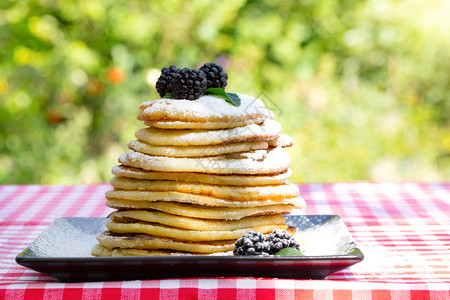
[204,88,241,107]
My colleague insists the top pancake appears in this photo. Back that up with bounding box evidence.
[138,94,274,129]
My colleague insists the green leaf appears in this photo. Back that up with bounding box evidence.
[274,247,304,256]
[204,88,241,106]
[163,92,175,99]
[226,92,241,106]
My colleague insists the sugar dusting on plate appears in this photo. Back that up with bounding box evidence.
[29,218,106,257]
[293,216,356,256]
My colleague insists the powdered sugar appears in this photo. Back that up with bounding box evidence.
[293,216,357,256]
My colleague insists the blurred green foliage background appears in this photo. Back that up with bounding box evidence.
[1,0,449,184]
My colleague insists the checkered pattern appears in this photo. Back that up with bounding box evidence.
[1,183,449,299]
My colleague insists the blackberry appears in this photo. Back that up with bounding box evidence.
[171,68,207,100]
[265,229,300,254]
[233,231,271,256]
[155,65,179,97]
[199,62,228,89]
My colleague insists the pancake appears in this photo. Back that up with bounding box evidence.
[110,177,300,201]
[94,224,298,256]
[137,94,274,129]
[111,166,292,186]
[127,140,269,157]
[106,221,287,241]
[106,200,296,220]
[109,210,286,231]
[134,118,281,146]
[105,190,305,208]
[97,231,235,254]
[143,118,267,130]
[92,244,219,256]
[127,133,294,158]
[118,146,291,174]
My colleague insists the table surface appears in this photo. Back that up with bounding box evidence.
[1,182,449,299]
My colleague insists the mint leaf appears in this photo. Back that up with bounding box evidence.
[204,88,241,106]
[274,247,304,256]
[226,92,241,106]
[163,92,175,99]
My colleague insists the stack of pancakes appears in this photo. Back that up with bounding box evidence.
[92,94,305,256]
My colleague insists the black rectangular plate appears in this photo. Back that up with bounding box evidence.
[16,215,363,282]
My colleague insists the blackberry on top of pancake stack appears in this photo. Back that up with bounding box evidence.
[92,63,305,257]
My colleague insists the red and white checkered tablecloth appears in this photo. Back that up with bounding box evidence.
[0,183,449,299]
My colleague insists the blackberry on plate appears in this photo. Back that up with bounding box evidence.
[156,65,179,98]
[171,68,207,100]
[233,231,271,256]
[199,62,228,89]
[265,229,300,254]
